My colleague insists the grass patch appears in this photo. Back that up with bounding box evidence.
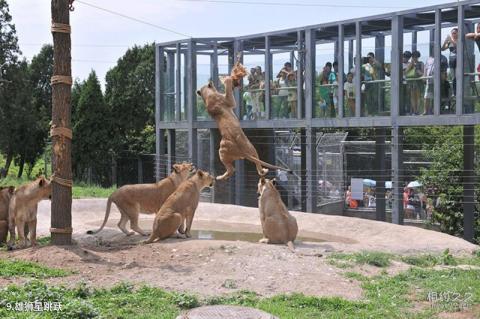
[0,173,116,199]
[328,251,393,268]
[72,182,116,199]
[0,259,70,278]
[0,264,479,319]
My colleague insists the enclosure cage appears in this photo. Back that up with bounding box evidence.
[155,0,480,241]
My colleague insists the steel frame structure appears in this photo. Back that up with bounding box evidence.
[155,0,480,241]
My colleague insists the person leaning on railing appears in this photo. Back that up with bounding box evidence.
[405,51,424,115]
[442,27,458,94]
[466,23,480,81]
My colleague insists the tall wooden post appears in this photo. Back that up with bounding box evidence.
[50,0,73,245]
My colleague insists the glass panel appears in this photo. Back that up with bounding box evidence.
[242,54,266,120]
[381,35,392,116]
[344,39,355,117]
[417,30,435,115]
[164,53,175,121]
[441,20,457,114]
[314,42,335,118]
[272,52,295,119]
[196,54,210,120]
[217,55,228,93]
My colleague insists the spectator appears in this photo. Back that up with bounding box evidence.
[344,72,355,116]
[402,51,412,115]
[405,50,424,115]
[248,66,264,119]
[277,62,292,79]
[277,71,289,118]
[423,56,434,115]
[442,27,458,93]
[466,23,480,52]
[317,62,333,117]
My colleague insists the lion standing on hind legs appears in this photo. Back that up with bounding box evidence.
[197,61,290,180]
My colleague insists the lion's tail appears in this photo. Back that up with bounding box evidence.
[86,196,113,235]
[287,241,295,252]
[245,155,291,173]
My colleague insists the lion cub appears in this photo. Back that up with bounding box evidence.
[145,170,215,243]
[0,186,15,244]
[8,177,52,249]
[257,177,298,250]
[87,162,194,236]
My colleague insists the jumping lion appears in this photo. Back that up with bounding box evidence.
[197,75,290,180]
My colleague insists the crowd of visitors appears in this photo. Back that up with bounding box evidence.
[241,25,480,120]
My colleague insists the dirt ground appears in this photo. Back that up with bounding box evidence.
[0,199,478,300]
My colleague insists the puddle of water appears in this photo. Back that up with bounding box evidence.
[190,230,325,243]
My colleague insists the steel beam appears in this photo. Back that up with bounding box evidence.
[233,40,243,119]
[297,30,304,119]
[456,5,465,115]
[391,15,403,118]
[155,46,164,181]
[434,9,441,116]
[338,25,345,119]
[265,36,272,119]
[305,29,315,121]
[211,43,219,89]
[355,22,362,117]
[175,43,181,121]
[167,129,176,173]
[463,125,475,242]
[391,126,404,225]
[375,128,386,221]
[306,128,317,213]
[187,40,198,165]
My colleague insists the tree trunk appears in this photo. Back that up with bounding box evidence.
[4,150,13,176]
[51,0,72,245]
[17,152,25,178]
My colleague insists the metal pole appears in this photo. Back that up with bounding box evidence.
[175,43,181,121]
[391,126,404,225]
[187,40,198,166]
[355,22,362,117]
[456,4,464,115]
[463,125,475,242]
[337,25,345,119]
[434,9,441,116]
[265,36,272,119]
[306,127,317,213]
[155,45,164,181]
[297,30,304,119]
[305,29,315,121]
[391,15,403,118]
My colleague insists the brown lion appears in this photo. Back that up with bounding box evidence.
[8,177,52,249]
[0,186,15,244]
[257,177,298,250]
[144,170,215,243]
[87,162,195,236]
[197,76,290,180]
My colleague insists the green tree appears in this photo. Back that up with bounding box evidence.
[24,44,54,177]
[417,126,480,243]
[104,43,155,155]
[0,0,21,175]
[72,71,112,185]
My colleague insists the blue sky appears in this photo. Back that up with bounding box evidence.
[8,0,454,88]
